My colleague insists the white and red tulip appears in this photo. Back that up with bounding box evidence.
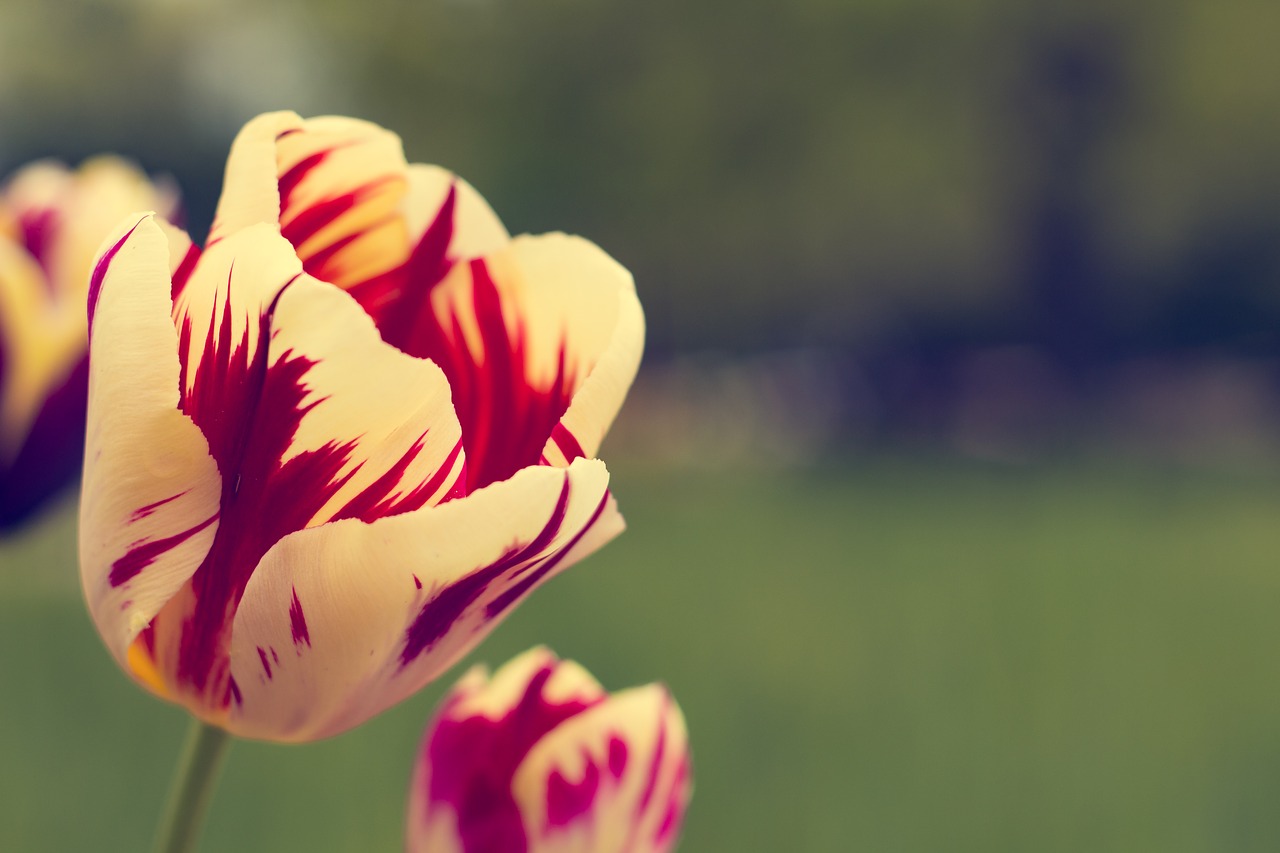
[79,112,644,741]
[0,158,177,530]
[407,647,692,853]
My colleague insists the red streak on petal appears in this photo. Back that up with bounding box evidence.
[278,173,403,289]
[170,242,201,303]
[607,734,628,779]
[298,230,360,280]
[169,278,353,699]
[545,755,601,830]
[18,208,58,284]
[87,219,144,334]
[404,181,458,285]
[333,437,463,523]
[654,755,691,846]
[130,490,190,522]
[347,183,457,318]
[484,490,609,620]
[276,149,330,208]
[399,478,571,669]
[381,254,578,492]
[550,423,584,464]
[281,193,357,252]
[176,266,276,472]
[333,183,582,491]
[637,704,670,817]
[458,259,575,490]
[424,664,601,853]
[280,178,397,255]
[108,513,217,587]
[289,586,311,648]
[257,645,273,679]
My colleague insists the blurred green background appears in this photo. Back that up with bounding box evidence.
[6,461,1280,851]
[5,0,1280,850]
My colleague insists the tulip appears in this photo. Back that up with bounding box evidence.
[407,647,692,853]
[0,158,176,530]
[80,112,644,741]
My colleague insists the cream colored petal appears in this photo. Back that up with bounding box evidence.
[226,457,614,741]
[260,272,466,525]
[429,235,643,482]
[170,224,301,414]
[447,647,606,721]
[502,235,645,467]
[208,111,305,243]
[402,163,509,262]
[210,111,414,291]
[78,215,221,669]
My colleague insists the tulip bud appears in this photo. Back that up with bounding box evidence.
[408,647,692,853]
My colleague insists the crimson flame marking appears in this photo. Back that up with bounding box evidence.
[399,479,572,669]
[124,264,465,708]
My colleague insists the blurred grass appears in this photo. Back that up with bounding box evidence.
[3,456,1280,851]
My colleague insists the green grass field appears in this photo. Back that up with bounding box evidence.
[3,455,1280,852]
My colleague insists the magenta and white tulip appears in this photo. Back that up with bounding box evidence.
[79,112,644,741]
[407,647,692,853]
[0,158,176,530]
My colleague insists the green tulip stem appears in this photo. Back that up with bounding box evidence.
[151,718,232,853]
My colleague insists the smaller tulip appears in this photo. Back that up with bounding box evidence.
[0,158,177,530]
[407,647,692,853]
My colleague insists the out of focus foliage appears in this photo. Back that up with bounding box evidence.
[2,0,1280,354]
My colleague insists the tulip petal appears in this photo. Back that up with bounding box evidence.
[269,275,467,523]
[528,241,644,472]
[79,216,222,668]
[170,225,301,477]
[226,458,615,741]
[4,157,180,301]
[0,237,75,459]
[211,111,513,314]
[207,111,302,242]
[345,164,509,320]
[446,647,607,720]
[514,686,691,853]
[402,164,509,265]
[140,223,467,721]
[378,234,642,491]
[407,648,610,853]
[274,116,414,289]
[211,111,412,291]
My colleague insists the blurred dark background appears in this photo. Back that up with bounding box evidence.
[5,2,1280,851]
[6,0,1280,466]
